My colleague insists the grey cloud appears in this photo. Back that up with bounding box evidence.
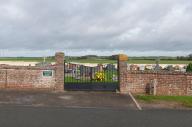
[0,0,192,55]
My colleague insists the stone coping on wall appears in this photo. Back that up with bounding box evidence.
[0,64,56,70]
[126,70,192,75]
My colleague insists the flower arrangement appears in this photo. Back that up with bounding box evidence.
[95,72,105,81]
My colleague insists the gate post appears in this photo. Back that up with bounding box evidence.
[118,54,128,93]
[55,52,64,91]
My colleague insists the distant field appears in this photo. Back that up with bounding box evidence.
[0,57,192,64]
[70,59,116,64]
[128,60,192,64]
[70,59,192,64]
[0,57,54,62]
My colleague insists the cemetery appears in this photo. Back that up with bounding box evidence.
[64,63,118,82]
[0,52,191,96]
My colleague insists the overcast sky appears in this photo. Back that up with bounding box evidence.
[0,0,192,56]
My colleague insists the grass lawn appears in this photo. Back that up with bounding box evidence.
[136,95,192,108]
[65,70,118,83]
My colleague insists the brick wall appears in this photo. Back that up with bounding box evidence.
[121,71,192,96]
[0,69,6,89]
[0,52,64,91]
[118,54,192,96]
[0,66,56,90]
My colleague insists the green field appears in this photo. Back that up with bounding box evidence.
[69,59,116,64]
[0,57,54,62]
[0,57,192,64]
[70,59,192,64]
[136,95,192,107]
[128,59,192,64]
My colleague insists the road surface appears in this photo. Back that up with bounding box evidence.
[0,106,191,127]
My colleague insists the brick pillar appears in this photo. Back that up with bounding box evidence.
[186,75,192,95]
[118,54,128,93]
[55,52,64,91]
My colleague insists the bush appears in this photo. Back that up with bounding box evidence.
[186,63,192,72]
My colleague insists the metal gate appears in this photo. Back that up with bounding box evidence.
[64,62,119,92]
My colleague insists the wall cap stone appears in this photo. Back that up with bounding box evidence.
[118,54,128,61]
[0,65,55,70]
[55,52,65,56]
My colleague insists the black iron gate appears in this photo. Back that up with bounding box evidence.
[64,62,119,92]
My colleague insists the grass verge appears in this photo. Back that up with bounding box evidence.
[136,95,192,108]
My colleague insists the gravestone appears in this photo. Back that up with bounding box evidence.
[154,57,161,71]
[105,64,116,71]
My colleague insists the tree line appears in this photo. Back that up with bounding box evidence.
[177,54,192,60]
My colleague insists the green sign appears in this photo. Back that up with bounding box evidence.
[43,70,53,77]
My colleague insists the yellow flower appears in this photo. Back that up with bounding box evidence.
[95,72,105,81]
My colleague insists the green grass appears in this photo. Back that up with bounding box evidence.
[65,76,83,82]
[65,76,118,83]
[136,95,192,107]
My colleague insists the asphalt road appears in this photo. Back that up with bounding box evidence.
[0,106,192,127]
[0,90,136,109]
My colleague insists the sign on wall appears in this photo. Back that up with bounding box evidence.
[43,70,53,77]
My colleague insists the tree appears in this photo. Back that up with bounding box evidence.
[186,63,192,73]
[188,54,192,60]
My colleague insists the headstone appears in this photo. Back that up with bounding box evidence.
[97,64,103,72]
[154,57,160,71]
[105,64,116,71]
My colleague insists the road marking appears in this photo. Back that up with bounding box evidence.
[129,92,142,110]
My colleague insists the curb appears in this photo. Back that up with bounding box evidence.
[129,92,142,110]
